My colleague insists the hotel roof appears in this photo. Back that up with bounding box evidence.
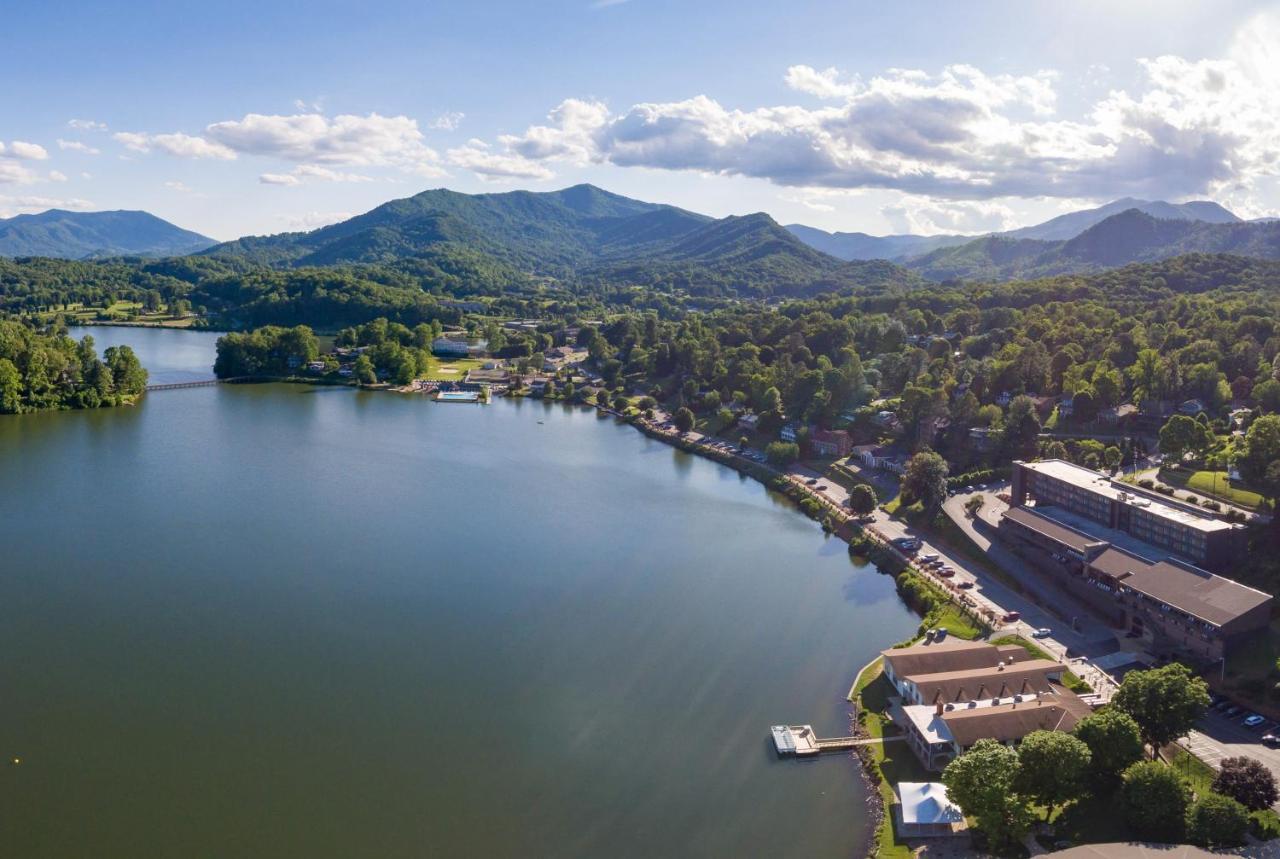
[881,639,1030,678]
[941,691,1091,748]
[1088,545,1271,628]
[1017,459,1238,534]
[907,659,1065,704]
[1002,505,1109,554]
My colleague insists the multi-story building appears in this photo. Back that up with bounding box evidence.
[999,503,1271,659]
[1010,460,1244,572]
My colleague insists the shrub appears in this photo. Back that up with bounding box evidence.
[1186,793,1250,849]
[1120,761,1189,842]
[1138,478,1155,489]
[1212,757,1279,811]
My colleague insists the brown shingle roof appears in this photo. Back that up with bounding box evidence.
[881,639,1030,678]
[1002,506,1109,554]
[908,659,1065,704]
[941,691,1090,747]
[1088,546,1271,627]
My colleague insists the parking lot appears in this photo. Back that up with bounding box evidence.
[1187,702,1280,779]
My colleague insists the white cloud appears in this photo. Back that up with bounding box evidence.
[0,141,50,161]
[430,112,465,131]
[280,211,355,230]
[447,139,554,180]
[114,131,236,160]
[259,164,374,186]
[882,197,1016,234]
[459,48,1280,208]
[57,139,100,155]
[0,162,37,184]
[67,119,107,131]
[0,195,94,217]
[164,180,193,192]
[785,65,861,100]
[204,112,442,174]
[48,171,68,183]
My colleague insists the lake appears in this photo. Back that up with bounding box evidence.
[0,326,918,858]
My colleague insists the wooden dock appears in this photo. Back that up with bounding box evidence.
[771,725,862,757]
[145,377,249,392]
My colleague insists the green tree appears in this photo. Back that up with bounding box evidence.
[0,357,21,413]
[1186,793,1250,849]
[901,450,949,512]
[1159,414,1215,463]
[1073,708,1145,785]
[942,739,1034,851]
[1238,414,1280,496]
[766,441,800,466]
[353,354,376,385]
[1120,760,1189,842]
[1013,730,1091,820]
[673,406,695,433]
[1211,756,1279,811]
[103,345,147,396]
[848,484,877,517]
[1112,663,1210,755]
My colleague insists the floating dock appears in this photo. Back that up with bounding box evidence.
[436,391,481,403]
[771,725,860,757]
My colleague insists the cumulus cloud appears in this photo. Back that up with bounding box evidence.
[280,211,355,230]
[0,141,50,161]
[882,197,1016,234]
[67,119,107,131]
[57,139,100,155]
[430,112,465,131]
[456,50,1280,206]
[114,131,236,160]
[0,195,94,217]
[0,162,36,184]
[259,163,373,185]
[48,171,68,183]
[164,180,193,193]
[447,139,554,180]
[204,112,441,173]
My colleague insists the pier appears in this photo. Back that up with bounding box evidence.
[771,725,865,757]
[145,377,249,392]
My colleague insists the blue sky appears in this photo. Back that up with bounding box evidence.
[3,0,1279,239]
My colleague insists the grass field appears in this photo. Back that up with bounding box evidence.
[1158,467,1266,510]
[422,355,488,379]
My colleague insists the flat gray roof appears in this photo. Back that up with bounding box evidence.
[1002,506,1108,554]
[1017,460,1236,534]
[1089,545,1271,628]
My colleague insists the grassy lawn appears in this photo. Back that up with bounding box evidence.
[852,662,931,859]
[931,603,985,641]
[423,355,488,379]
[1158,467,1266,510]
[990,635,1092,693]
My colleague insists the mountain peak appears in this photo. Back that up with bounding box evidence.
[0,209,216,259]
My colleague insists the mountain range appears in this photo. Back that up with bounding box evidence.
[200,184,922,296]
[784,197,1242,262]
[6,188,1280,293]
[0,209,216,259]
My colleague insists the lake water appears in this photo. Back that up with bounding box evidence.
[0,326,918,858]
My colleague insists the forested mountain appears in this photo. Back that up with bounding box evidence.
[786,197,1241,262]
[909,210,1280,282]
[202,184,918,298]
[0,210,216,259]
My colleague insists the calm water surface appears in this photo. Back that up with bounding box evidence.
[0,327,918,858]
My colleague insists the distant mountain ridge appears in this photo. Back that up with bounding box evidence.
[785,197,1243,263]
[0,209,216,259]
[907,209,1280,281]
[204,184,924,297]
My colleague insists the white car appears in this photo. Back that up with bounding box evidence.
[1031,627,1052,638]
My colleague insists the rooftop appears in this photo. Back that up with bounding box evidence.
[896,782,965,826]
[881,639,1031,679]
[1018,459,1237,535]
[941,691,1091,747]
[1002,505,1109,554]
[907,659,1065,705]
[1089,545,1271,628]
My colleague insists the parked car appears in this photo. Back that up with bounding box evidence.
[1225,706,1244,718]
[1031,628,1052,638]
[958,581,974,589]
[938,567,956,578]
[1263,733,1280,747]
[921,553,940,563]
[1002,611,1021,623]
[1244,714,1266,728]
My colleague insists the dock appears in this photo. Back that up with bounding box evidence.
[771,725,861,757]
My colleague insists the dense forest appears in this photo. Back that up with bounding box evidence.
[0,319,147,413]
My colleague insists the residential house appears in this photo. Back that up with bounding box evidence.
[432,337,489,358]
[1057,396,1074,418]
[1179,398,1207,416]
[968,426,1000,452]
[738,412,761,432]
[810,428,852,458]
[780,423,799,443]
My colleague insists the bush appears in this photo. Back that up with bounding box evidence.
[1138,478,1155,489]
[766,441,800,466]
[1186,494,1198,503]
[1202,499,1221,510]
[1155,484,1175,495]
[1186,793,1250,849]
[1121,761,1189,842]
[1212,756,1279,811]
